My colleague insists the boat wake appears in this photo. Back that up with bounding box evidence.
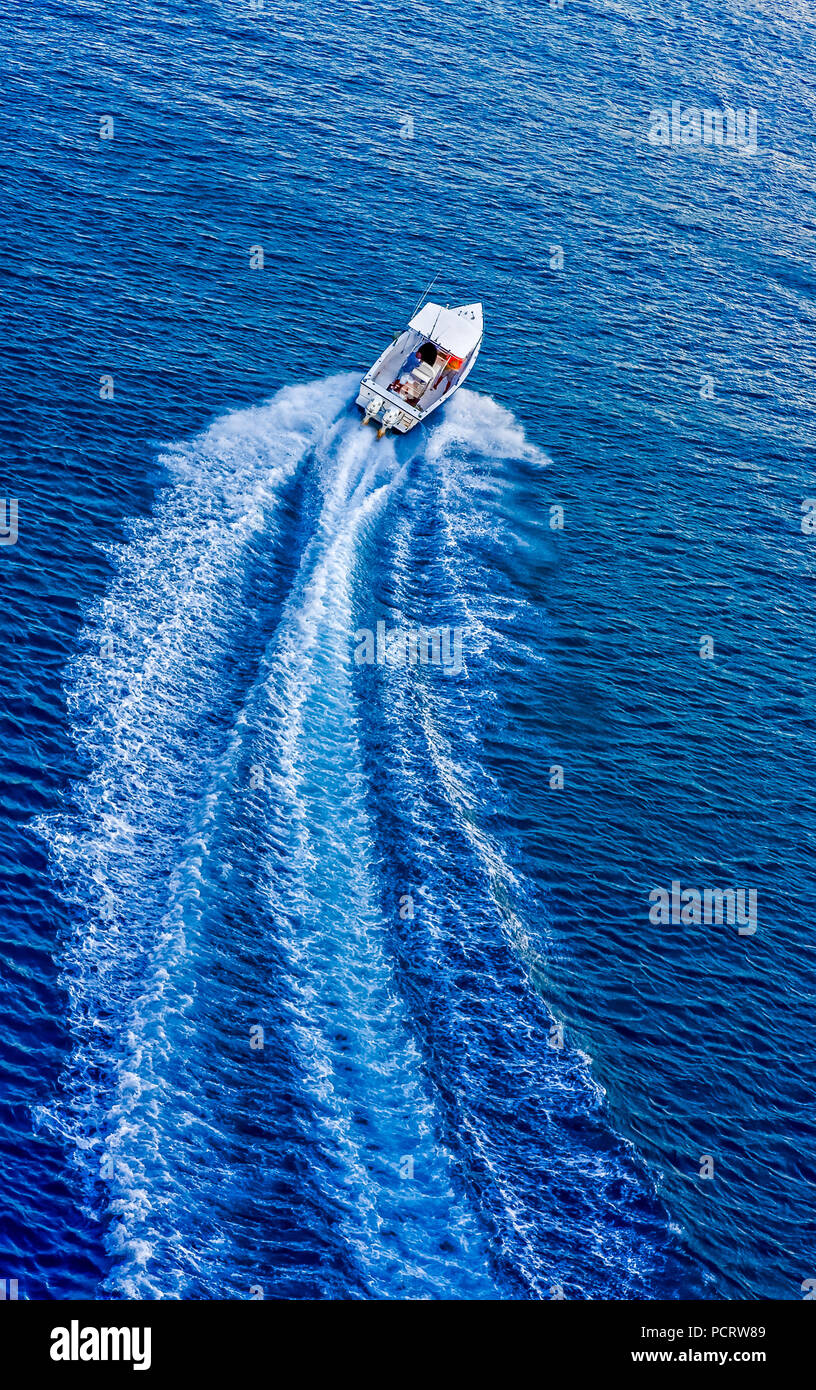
[36,374,685,1299]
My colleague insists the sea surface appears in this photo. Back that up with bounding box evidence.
[1,0,815,1299]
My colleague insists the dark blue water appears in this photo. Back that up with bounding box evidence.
[1,0,814,1299]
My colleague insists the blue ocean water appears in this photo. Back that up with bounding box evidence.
[1,0,815,1299]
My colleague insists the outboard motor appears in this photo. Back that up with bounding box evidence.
[377,405,402,438]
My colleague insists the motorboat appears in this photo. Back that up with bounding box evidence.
[356,300,483,437]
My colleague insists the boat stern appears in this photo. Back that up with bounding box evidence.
[356,379,420,435]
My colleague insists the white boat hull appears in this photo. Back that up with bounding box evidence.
[356,301,483,435]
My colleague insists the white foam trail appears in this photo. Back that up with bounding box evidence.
[34,370,668,1298]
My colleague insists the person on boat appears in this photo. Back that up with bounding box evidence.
[389,352,418,395]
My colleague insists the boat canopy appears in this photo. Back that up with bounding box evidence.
[407,302,483,359]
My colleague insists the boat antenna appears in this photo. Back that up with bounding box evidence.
[409,273,440,321]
